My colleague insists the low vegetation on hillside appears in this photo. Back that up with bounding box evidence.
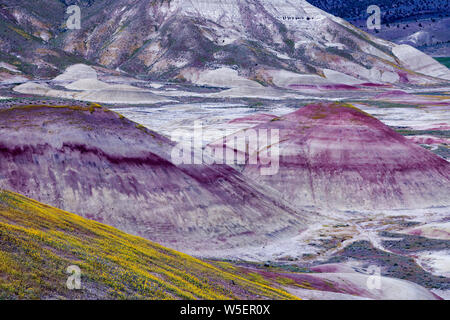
[0,190,297,300]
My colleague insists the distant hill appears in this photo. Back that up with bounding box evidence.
[213,102,450,210]
[307,0,450,57]
[1,0,449,83]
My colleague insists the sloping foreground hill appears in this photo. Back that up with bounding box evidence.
[0,104,306,254]
[0,191,441,300]
[0,190,297,300]
[210,102,450,211]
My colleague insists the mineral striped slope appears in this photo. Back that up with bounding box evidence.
[59,0,449,85]
[216,103,450,211]
[0,104,306,253]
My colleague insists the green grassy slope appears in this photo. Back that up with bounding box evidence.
[0,190,297,300]
[434,57,450,68]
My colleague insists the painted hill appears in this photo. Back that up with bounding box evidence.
[0,104,306,254]
[212,102,450,211]
[307,0,450,57]
[60,0,450,84]
[0,190,297,300]
[1,0,449,84]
